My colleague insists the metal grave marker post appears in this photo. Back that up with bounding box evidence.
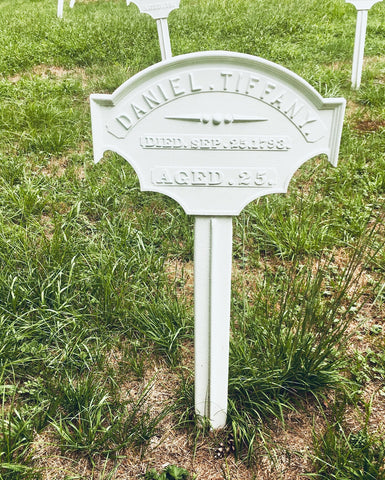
[57,0,64,17]
[346,0,383,89]
[90,51,346,429]
[128,0,180,60]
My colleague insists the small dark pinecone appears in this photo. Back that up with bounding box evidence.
[214,434,235,459]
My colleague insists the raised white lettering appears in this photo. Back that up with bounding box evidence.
[245,76,260,94]
[221,72,233,91]
[169,77,185,96]
[189,73,203,92]
[131,103,147,119]
[142,90,161,108]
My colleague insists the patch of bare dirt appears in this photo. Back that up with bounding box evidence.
[8,65,88,85]
[31,364,258,480]
[254,406,321,480]
[353,118,385,133]
[41,157,69,178]
[39,154,86,179]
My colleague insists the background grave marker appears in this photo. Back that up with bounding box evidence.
[128,0,180,60]
[90,51,346,429]
[346,0,383,89]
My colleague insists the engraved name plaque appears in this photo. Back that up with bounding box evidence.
[91,51,345,216]
[91,51,346,429]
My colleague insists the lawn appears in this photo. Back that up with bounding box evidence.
[0,0,384,478]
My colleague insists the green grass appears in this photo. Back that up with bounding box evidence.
[145,464,196,480]
[0,0,384,477]
[311,399,385,480]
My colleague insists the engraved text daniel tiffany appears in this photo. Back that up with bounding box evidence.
[106,68,327,143]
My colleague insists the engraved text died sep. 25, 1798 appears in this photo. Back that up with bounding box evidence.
[140,134,291,151]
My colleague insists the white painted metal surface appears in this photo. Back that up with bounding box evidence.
[194,216,233,428]
[156,17,173,61]
[346,0,383,89]
[90,51,346,428]
[347,0,382,8]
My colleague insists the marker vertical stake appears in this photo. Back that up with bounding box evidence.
[351,9,368,89]
[57,0,64,17]
[156,18,173,60]
[346,0,383,89]
[194,216,233,429]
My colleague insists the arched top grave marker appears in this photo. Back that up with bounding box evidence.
[346,0,382,9]
[91,51,346,216]
[129,0,181,19]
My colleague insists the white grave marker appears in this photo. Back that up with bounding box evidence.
[346,0,383,89]
[90,51,346,429]
[129,0,180,60]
